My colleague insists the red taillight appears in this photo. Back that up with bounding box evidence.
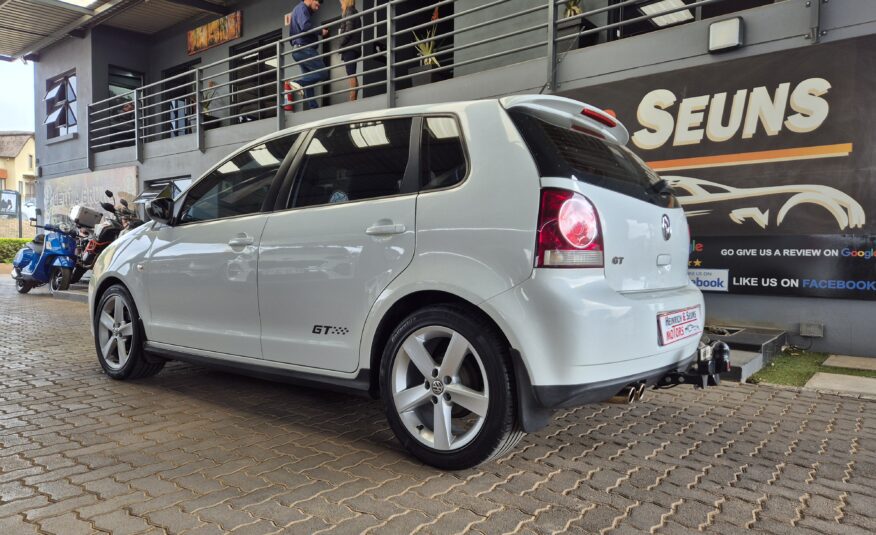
[581,107,617,128]
[536,189,604,268]
[558,197,599,248]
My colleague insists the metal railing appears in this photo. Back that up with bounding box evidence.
[86,0,751,159]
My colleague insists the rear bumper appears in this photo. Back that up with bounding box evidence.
[512,341,730,432]
[483,269,705,387]
[532,353,696,408]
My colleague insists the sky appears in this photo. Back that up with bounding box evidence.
[0,61,35,132]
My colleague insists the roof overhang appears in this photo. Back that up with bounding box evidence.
[0,0,233,60]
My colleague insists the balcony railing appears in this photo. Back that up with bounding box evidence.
[86,0,756,160]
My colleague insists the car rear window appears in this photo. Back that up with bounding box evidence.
[509,110,677,208]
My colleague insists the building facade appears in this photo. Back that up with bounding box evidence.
[0,132,36,200]
[3,0,875,355]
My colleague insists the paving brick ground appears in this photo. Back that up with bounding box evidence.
[1,278,875,534]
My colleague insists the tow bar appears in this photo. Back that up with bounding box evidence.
[655,340,731,389]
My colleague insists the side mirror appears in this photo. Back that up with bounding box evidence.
[100,202,116,213]
[146,197,174,225]
[105,190,114,198]
[120,199,129,208]
[35,208,42,216]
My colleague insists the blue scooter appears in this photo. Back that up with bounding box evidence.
[11,210,79,294]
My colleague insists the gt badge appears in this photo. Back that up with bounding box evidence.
[312,325,350,335]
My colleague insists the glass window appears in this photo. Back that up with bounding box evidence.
[45,72,78,139]
[230,30,282,123]
[108,65,143,101]
[421,116,466,191]
[509,111,677,208]
[179,134,297,223]
[291,119,412,208]
[44,83,64,104]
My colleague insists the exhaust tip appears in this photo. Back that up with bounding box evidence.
[608,385,636,404]
[635,382,646,402]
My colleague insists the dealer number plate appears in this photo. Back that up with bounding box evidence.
[657,305,702,346]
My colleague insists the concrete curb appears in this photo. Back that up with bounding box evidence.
[725,350,763,383]
[52,290,88,304]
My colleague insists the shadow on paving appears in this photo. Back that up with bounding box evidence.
[1,277,874,534]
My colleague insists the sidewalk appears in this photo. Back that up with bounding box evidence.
[750,349,876,399]
[804,354,876,398]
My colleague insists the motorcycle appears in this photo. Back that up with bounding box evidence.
[11,209,79,294]
[70,190,143,284]
[116,197,145,236]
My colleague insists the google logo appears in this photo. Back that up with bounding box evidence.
[842,248,875,260]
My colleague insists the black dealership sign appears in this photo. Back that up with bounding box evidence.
[688,235,876,300]
[561,35,876,300]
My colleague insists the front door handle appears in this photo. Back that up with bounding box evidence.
[365,222,406,236]
[228,234,254,247]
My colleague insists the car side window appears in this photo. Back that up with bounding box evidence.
[179,134,298,223]
[421,116,466,191]
[290,118,412,208]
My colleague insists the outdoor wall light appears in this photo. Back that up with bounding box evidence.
[709,17,743,53]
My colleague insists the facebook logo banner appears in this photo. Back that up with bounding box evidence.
[689,269,729,292]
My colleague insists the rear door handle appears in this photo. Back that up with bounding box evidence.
[228,234,254,247]
[365,223,406,236]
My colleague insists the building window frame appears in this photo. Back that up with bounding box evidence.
[108,65,144,101]
[229,30,283,123]
[44,71,78,139]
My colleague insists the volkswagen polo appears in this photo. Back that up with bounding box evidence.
[89,95,726,469]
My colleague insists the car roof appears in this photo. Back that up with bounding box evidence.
[245,99,501,148]
[206,94,627,180]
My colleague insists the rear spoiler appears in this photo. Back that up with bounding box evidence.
[500,95,630,145]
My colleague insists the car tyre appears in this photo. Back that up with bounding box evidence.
[380,305,523,469]
[49,267,71,293]
[94,284,164,380]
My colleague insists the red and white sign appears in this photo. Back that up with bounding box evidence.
[657,305,702,346]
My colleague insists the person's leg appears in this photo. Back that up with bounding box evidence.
[291,47,329,109]
[348,77,358,101]
[343,54,358,101]
[303,54,329,109]
[291,48,316,106]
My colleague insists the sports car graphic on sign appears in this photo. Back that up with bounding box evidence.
[664,175,866,231]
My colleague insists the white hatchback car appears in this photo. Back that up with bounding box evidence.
[90,95,726,469]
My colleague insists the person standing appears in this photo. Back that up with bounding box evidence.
[338,0,362,101]
[289,0,329,110]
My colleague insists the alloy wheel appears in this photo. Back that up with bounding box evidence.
[391,326,489,451]
[97,295,134,371]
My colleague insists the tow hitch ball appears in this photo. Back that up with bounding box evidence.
[657,341,731,389]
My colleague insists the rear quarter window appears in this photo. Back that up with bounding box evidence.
[421,116,467,191]
[509,111,677,208]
